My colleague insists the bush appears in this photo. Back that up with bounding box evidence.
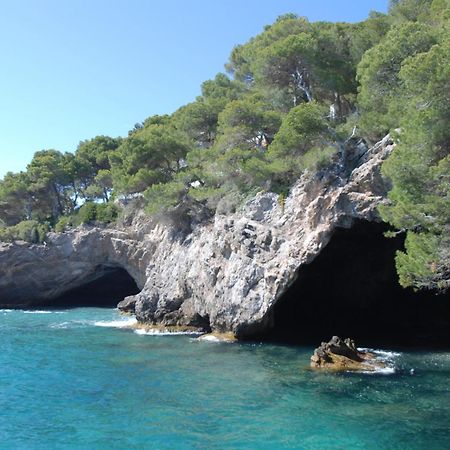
[0,220,49,244]
[96,203,121,223]
[77,202,120,225]
[55,216,75,233]
[78,202,98,224]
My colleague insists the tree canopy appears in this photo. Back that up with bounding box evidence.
[1,0,449,293]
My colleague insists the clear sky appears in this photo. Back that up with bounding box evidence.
[0,0,388,178]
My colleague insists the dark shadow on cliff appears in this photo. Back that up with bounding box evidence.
[40,267,140,308]
[263,220,450,348]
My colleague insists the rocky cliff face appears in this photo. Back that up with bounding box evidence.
[0,135,394,337]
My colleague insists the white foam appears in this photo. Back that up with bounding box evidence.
[196,334,235,343]
[357,347,401,375]
[0,309,13,313]
[23,310,53,314]
[199,334,221,342]
[49,321,71,329]
[359,348,401,358]
[361,366,396,375]
[94,318,137,328]
[134,328,202,336]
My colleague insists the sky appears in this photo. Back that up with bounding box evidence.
[0,0,388,178]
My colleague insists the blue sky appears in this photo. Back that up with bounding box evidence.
[0,0,388,178]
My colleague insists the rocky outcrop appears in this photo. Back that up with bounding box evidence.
[310,336,386,372]
[117,295,137,313]
[0,135,395,337]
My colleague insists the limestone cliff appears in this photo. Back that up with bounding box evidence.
[0,135,394,337]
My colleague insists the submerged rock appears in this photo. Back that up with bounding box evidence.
[311,336,386,372]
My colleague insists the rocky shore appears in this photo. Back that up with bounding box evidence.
[0,135,395,338]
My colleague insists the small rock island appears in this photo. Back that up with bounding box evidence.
[311,336,386,372]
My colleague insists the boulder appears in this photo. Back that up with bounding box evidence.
[117,295,137,314]
[311,336,386,372]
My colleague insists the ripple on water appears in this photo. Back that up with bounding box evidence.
[0,307,449,449]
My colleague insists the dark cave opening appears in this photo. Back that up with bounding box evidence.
[265,221,450,348]
[44,267,140,308]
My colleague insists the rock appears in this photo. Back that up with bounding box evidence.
[0,136,395,338]
[311,336,386,372]
[117,295,137,314]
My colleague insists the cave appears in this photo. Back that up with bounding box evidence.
[265,220,450,348]
[43,266,140,308]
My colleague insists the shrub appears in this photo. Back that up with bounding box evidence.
[0,220,49,244]
[77,202,120,225]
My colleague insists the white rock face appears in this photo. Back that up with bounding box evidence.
[0,136,394,336]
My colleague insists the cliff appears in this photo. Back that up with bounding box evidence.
[0,135,394,337]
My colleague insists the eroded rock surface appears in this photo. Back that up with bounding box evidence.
[310,336,386,372]
[0,135,394,337]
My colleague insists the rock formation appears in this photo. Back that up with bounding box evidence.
[310,336,386,371]
[0,135,395,338]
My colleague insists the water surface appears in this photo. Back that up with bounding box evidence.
[1,308,449,449]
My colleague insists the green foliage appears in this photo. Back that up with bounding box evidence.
[144,181,187,215]
[77,202,121,225]
[172,74,245,147]
[0,220,49,244]
[266,102,333,182]
[110,122,191,195]
[54,216,74,233]
[0,171,32,226]
[389,0,434,22]
[1,2,448,292]
[356,22,436,138]
[379,21,450,290]
[75,135,122,202]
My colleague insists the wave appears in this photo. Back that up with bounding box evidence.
[358,347,401,375]
[134,328,203,336]
[94,318,138,328]
[49,320,94,329]
[23,310,53,314]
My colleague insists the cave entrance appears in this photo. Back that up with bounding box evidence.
[265,220,450,348]
[47,267,140,308]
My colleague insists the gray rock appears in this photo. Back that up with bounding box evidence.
[117,295,137,313]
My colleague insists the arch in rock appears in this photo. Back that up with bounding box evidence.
[42,265,140,308]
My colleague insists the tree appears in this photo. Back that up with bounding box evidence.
[389,0,434,23]
[173,101,221,147]
[110,124,192,195]
[26,150,76,221]
[173,73,245,147]
[0,171,32,226]
[264,102,335,189]
[75,135,122,202]
[357,22,436,138]
[254,34,317,106]
[217,96,282,149]
[380,36,450,291]
[226,14,310,84]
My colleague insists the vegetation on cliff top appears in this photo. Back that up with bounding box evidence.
[0,0,449,292]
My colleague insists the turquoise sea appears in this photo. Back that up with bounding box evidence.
[1,307,449,449]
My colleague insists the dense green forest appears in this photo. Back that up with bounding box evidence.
[0,0,449,292]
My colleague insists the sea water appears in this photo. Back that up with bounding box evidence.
[1,307,449,449]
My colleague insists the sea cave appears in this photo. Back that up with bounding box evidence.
[264,220,450,348]
[44,266,140,308]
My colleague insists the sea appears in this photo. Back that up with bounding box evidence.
[1,307,449,449]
